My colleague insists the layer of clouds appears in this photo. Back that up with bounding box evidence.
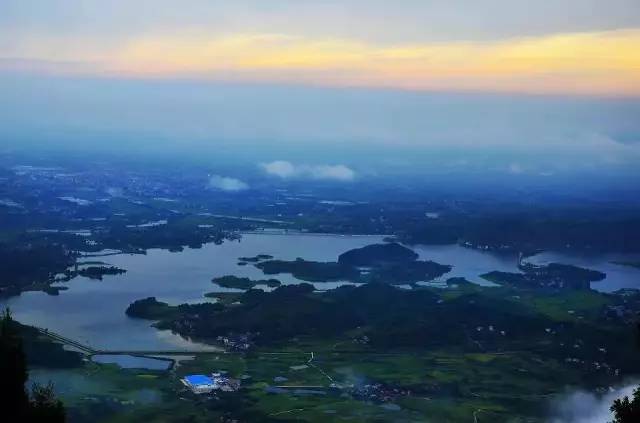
[1,75,638,152]
[1,0,638,44]
[0,75,638,182]
[549,381,638,423]
[208,175,249,191]
[2,29,638,97]
[260,161,355,181]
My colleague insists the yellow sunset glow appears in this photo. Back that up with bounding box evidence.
[14,29,640,96]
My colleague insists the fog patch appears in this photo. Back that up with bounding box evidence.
[208,175,249,191]
[260,160,355,181]
[508,163,525,174]
[549,381,638,423]
[106,187,124,197]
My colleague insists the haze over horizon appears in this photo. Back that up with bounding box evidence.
[1,0,639,184]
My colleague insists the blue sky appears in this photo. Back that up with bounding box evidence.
[2,0,639,42]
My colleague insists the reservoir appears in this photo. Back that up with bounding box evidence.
[2,233,639,352]
[1,233,385,351]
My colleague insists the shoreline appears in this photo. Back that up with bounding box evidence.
[239,230,392,238]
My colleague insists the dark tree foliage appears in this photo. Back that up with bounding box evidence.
[611,387,640,423]
[146,283,554,348]
[0,309,66,422]
[403,215,640,253]
[0,245,73,294]
[29,383,65,423]
[610,321,640,423]
[0,308,29,421]
[255,243,450,285]
[337,243,418,266]
[482,263,606,291]
[212,275,281,289]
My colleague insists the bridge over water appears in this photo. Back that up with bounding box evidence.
[36,327,314,358]
[35,327,226,357]
[37,327,461,360]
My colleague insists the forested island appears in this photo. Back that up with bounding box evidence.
[337,242,418,265]
[257,258,358,282]
[255,243,452,285]
[212,275,281,290]
[126,296,222,321]
[481,262,606,291]
[77,266,127,280]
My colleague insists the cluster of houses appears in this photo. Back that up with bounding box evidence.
[350,382,411,403]
[603,294,640,324]
[216,333,255,351]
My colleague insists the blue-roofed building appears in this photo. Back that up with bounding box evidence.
[181,374,217,394]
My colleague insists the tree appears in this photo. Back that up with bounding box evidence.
[611,387,640,423]
[0,308,30,420]
[29,382,66,423]
[0,308,66,422]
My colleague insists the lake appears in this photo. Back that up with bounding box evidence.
[2,233,639,352]
[1,233,385,351]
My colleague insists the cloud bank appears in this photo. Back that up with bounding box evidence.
[549,381,639,423]
[2,26,639,96]
[208,175,249,191]
[260,161,355,181]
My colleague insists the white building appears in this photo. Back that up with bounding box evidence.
[181,375,217,394]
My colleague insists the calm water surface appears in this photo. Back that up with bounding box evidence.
[1,234,383,351]
[2,234,639,351]
[91,354,172,370]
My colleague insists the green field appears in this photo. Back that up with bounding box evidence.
[31,338,620,422]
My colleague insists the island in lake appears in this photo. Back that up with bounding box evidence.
[238,254,274,263]
[77,266,127,280]
[211,275,281,290]
[482,262,606,290]
[255,242,452,286]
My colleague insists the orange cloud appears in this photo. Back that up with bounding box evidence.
[7,29,640,96]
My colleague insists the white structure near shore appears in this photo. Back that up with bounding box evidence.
[181,373,241,394]
[181,375,217,394]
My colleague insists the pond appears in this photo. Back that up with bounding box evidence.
[91,354,173,370]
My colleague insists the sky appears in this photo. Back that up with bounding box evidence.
[0,1,639,184]
[1,0,639,96]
